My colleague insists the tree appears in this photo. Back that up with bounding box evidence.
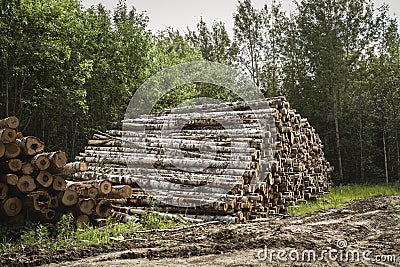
[233,0,264,89]
[283,0,376,182]
[188,18,237,64]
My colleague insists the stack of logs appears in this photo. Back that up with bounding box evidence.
[0,116,133,227]
[70,96,333,223]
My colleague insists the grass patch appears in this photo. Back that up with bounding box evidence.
[0,211,186,254]
[288,183,400,216]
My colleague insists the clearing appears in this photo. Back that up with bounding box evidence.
[1,194,399,266]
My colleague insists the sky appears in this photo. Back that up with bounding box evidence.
[80,0,400,36]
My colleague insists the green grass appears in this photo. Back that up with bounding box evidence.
[288,183,400,216]
[0,211,185,253]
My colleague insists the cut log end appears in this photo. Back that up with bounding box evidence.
[21,163,35,175]
[50,151,68,169]
[32,154,51,170]
[49,196,59,209]
[76,214,90,228]
[0,159,22,172]
[0,128,17,144]
[52,176,67,191]
[99,180,112,195]
[36,171,53,188]
[0,116,19,129]
[2,197,22,217]
[87,187,99,198]
[78,199,95,215]
[21,136,45,156]
[95,199,112,218]
[61,189,79,207]
[17,175,36,193]
[42,209,56,221]
[0,174,18,186]
[5,142,21,158]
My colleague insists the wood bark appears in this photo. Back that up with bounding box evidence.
[54,161,88,176]
[0,142,5,158]
[0,183,8,200]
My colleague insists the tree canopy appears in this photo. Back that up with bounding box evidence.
[1,0,399,184]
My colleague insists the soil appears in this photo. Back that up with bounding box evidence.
[1,195,399,267]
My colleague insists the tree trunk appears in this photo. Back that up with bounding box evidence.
[396,126,400,181]
[332,87,343,181]
[383,131,389,184]
[359,114,364,182]
[54,161,88,176]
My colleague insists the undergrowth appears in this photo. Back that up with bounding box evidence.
[288,183,400,216]
[0,210,184,253]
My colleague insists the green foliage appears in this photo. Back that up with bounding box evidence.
[0,0,203,159]
[188,18,236,64]
[140,210,180,230]
[288,183,400,216]
[0,211,184,253]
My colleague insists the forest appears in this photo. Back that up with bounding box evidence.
[1,0,400,185]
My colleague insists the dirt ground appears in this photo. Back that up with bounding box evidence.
[1,195,399,267]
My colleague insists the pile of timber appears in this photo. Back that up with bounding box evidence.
[71,96,333,223]
[0,116,134,227]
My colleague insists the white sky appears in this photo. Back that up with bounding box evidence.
[80,0,400,36]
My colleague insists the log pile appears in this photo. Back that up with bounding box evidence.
[71,96,333,223]
[0,116,133,227]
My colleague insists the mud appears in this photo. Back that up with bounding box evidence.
[1,195,399,266]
